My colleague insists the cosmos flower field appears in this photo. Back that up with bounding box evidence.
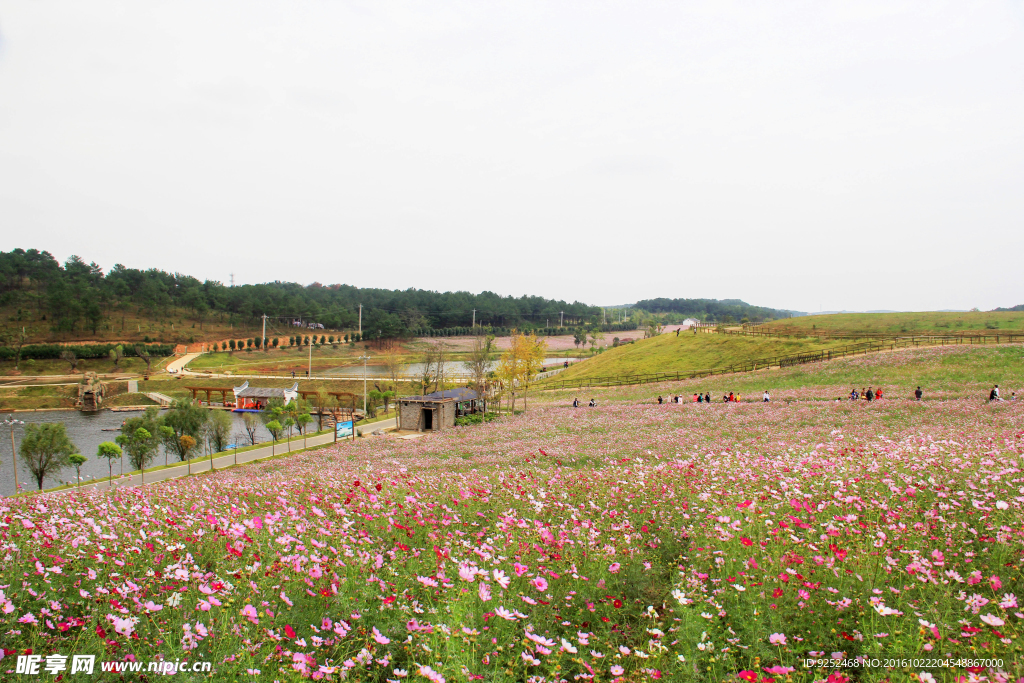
[2,353,1022,681]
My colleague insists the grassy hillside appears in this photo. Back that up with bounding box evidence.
[541,343,1024,404]
[763,310,1024,336]
[549,332,849,381]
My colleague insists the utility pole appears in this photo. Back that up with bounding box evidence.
[261,314,267,352]
[2,416,24,496]
[358,304,362,336]
[359,355,371,423]
[308,336,313,378]
[560,311,564,328]
[472,309,476,329]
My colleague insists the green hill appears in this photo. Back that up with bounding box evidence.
[551,332,848,382]
[763,311,1024,336]
[541,342,1023,404]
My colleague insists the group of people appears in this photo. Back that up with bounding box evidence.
[989,384,1017,402]
[657,391,771,404]
[571,397,597,407]
[848,386,885,401]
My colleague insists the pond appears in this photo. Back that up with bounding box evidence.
[323,358,575,377]
[0,409,301,496]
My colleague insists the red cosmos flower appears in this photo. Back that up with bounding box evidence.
[397,543,410,552]
[740,538,754,547]
[826,674,850,683]
[383,596,396,605]
[840,632,856,641]
[613,599,623,608]
[772,588,784,598]
[738,671,758,681]
[284,625,297,639]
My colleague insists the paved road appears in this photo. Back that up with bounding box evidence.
[69,417,396,493]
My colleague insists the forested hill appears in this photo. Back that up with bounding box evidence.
[632,297,803,322]
[0,249,602,339]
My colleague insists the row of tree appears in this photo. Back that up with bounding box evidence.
[631,297,801,323]
[0,248,603,336]
[11,396,327,491]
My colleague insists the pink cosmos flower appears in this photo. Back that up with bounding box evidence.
[373,627,390,644]
[240,605,259,624]
[769,633,787,645]
[493,569,511,589]
[478,583,492,602]
[514,563,529,577]
[608,563,621,573]
[531,577,548,592]
[611,665,624,676]
[990,576,1003,591]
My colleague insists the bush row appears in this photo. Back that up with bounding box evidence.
[0,343,174,361]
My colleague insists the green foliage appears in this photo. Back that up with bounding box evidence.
[264,420,282,441]
[96,441,122,480]
[160,400,208,462]
[19,422,77,490]
[454,412,498,427]
[67,452,88,485]
[634,297,798,322]
[204,409,233,453]
[116,426,157,473]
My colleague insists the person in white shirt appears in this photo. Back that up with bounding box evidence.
[762,390,770,403]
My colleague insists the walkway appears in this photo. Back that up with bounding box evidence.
[70,418,396,493]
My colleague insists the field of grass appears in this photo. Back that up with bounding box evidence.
[2,345,1021,681]
[0,354,172,377]
[186,345,386,374]
[763,310,1024,336]
[549,332,851,382]
[0,380,131,411]
[540,343,1024,405]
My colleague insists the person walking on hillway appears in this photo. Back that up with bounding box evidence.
[763,390,770,403]
[705,392,711,404]
[657,396,663,404]
[915,386,923,400]
[697,393,703,404]
[865,387,874,401]
[588,398,596,407]
[572,397,579,408]
[989,385,1003,402]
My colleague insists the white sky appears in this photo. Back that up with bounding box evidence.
[1,1,1022,313]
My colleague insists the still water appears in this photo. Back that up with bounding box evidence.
[0,410,284,496]
[325,358,574,377]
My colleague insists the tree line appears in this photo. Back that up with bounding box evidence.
[11,397,329,492]
[0,249,603,337]
[630,297,801,323]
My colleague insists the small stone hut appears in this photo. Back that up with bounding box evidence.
[399,388,481,432]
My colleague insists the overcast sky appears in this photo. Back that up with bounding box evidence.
[1,1,1022,313]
